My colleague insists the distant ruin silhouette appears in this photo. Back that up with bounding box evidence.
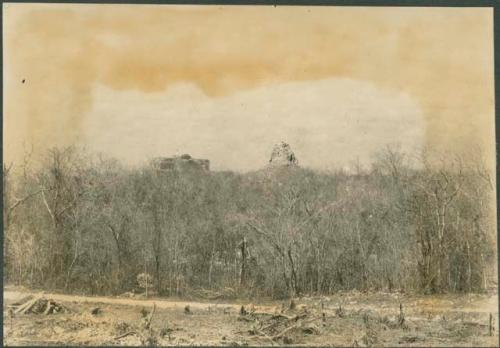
[268,141,298,167]
[152,154,210,172]
[152,142,297,173]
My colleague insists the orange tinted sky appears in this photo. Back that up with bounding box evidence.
[3,4,495,172]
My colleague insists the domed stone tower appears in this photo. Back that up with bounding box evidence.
[268,141,298,167]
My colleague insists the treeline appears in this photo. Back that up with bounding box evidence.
[3,147,496,298]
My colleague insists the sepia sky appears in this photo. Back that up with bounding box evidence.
[3,4,495,172]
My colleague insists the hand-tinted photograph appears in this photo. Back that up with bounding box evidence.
[3,3,498,346]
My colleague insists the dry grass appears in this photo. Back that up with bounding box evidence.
[3,288,499,347]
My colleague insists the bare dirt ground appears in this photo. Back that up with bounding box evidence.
[3,286,499,347]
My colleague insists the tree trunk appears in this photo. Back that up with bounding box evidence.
[155,254,161,294]
[287,247,299,296]
[208,237,216,288]
[239,237,247,287]
[466,240,472,292]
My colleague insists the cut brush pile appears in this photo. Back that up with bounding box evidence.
[8,295,71,315]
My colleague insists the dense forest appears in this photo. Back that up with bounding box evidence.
[3,146,496,299]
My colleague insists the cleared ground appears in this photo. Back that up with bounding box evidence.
[3,287,499,346]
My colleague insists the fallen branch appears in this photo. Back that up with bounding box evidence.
[253,329,278,346]
[259,312,315,336]
[114,331,138,340]
[272,312,307,321]
[44,301,54,315]
[260,320,281,332]
[13,299,34,314]
[272,323,300,340]
[238,316,254,322]
[15,297,40,314]
[275,316,322,339]
[270,315,321,341]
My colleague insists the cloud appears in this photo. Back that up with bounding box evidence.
[83,78,424,172]
[3,4,494,171]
